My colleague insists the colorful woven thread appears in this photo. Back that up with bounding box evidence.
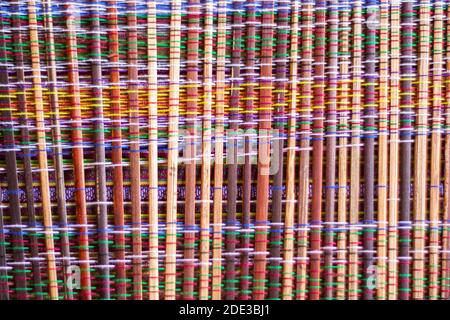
[0,0,450,300]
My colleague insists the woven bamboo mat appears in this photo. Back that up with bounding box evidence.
[0,0,449,300]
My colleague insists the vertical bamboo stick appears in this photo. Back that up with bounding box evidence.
[388,0,401,300]
[428,1,444,300]
[296,0,315,300]
[0,19,28,299]
[323,0,338,300]
[362,0,378,301]
[27,0,59,300]
[412,0,430,300]
[377,0,390,300]
[127,0,143,300]
[199,0,214,300]
[147,0,159,301]
[241,0,256,300]
[164,0,181,300]
[348,0,363,300]
[183,0,200,300]
[107,0,126,300]
[441,3,450,300]
[11,0,42,299]
[65,2,91,299]
[336,0,351,300]
[399,0,415,300]
[211,0,227,300]
[0,180,8,299]
[253,0,274,300]
[268,0,289,300]
[42,0,73,300]
[281,0,299,300]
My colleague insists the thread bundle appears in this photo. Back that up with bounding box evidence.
[0,0,450,300]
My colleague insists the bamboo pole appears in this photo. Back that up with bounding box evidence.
[281,0,299,300]
[147,0,159,301]
[253,0,274,300]
[199,0,213,300]
[376,0,390,300]
[127,0,143,300]
[388,0,401,300]
[65,2,91,299]
[90,0,110,300]
[399,0,415,300]
[225,0,243,300]
[164,0,182,300]
[107,0,126,300]
[428,1,444,300]
[211,0,227,300]
[10,0,42,299]
[412,0,430,300]
[241,0,256,300]
[296,0,315,300]
[42,0,73,300]
[268,0,289,300]
[336,0,351,300]
[348,0,363,300]
[27,0,59,300]
[323,0,338,300]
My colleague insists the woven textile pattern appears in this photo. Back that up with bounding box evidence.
[0,0,449,300]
